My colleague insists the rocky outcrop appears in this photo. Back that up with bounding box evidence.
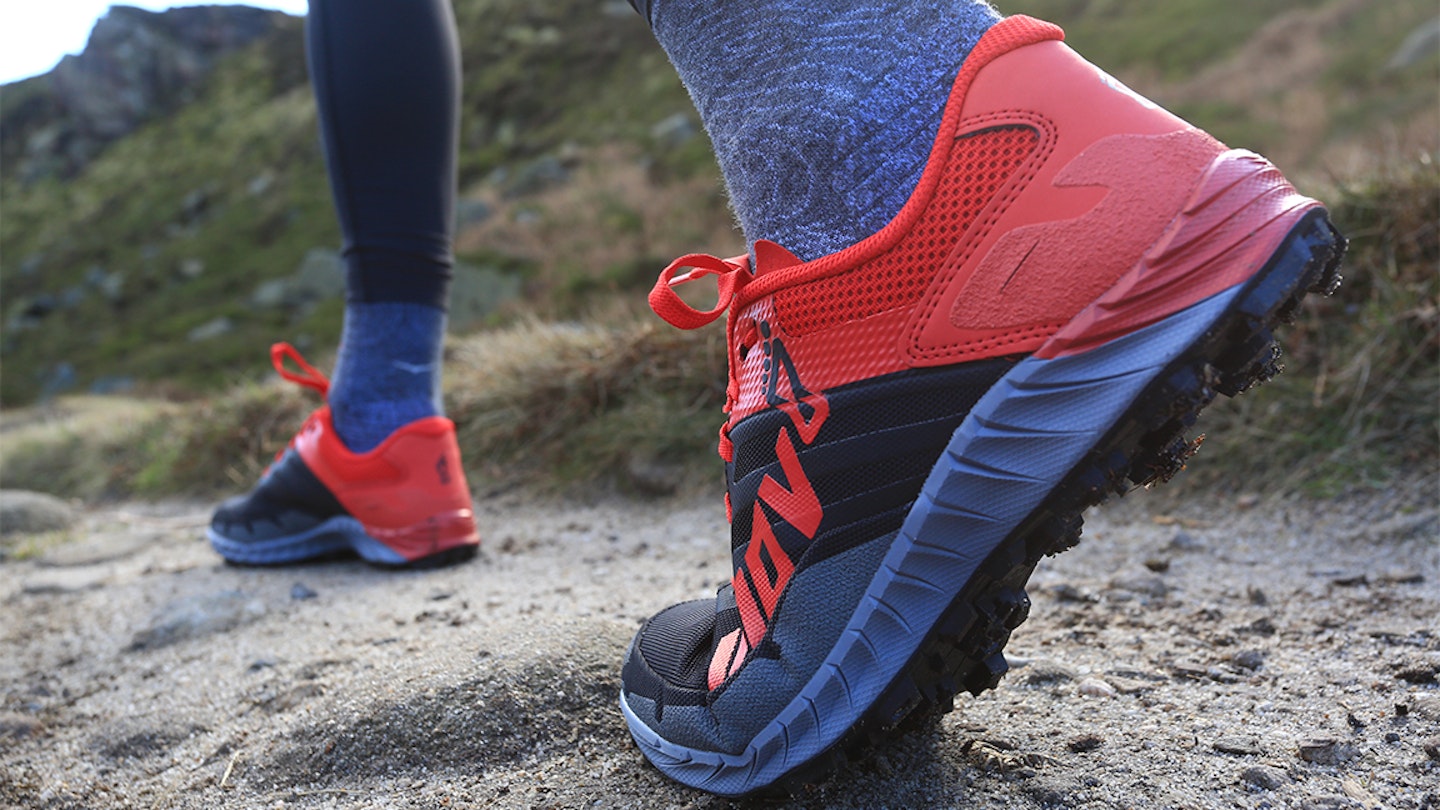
[1,5,297,182]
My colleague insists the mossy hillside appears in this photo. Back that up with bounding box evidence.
[1008,0,1439,174]
[0,0,706,406]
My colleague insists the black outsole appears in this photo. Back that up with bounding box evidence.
[773,209,1348,795]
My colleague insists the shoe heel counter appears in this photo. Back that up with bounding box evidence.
[1037,150,1325,359]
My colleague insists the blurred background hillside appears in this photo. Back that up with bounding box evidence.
[1,0,1436,499]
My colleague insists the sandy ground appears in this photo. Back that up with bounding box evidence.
[2,481,1437,810]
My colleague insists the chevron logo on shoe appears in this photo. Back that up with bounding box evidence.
[710,323,828,690]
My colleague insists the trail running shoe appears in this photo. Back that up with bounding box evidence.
[208,343,480,568]
[620,15,1345,797]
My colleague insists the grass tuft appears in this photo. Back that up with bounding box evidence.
[1188,155,1439,494]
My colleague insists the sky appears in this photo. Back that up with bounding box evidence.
[0,1,309,84]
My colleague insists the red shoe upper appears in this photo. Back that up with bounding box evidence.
[651,13,1320,435]
[272,343,479,561]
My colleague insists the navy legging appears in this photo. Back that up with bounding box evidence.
[306,0,459,310]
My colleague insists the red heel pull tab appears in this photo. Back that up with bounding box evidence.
[648,253,753,330]
[271,342,330,397]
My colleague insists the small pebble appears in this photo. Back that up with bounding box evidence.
[1108,574,1169,598]
[1214,736,1263,756]
[1021,660,1079,686]
[1077,677,1118,698]
[1297,737,1358,766]
[1424,737,1440,762]
[1168,530,1204,551]
[1412,694,1440,721]
[1231,649,1267,671]
[1240,765,1288,790]
[1384,732,1400,744]
[1144,558,1171,573]
[1247,586,1269,606]
[290,583,318,601]
[1378,568,1424,585]
[1068,734,1104,753]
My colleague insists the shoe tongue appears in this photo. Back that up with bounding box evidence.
[752,240,804,276]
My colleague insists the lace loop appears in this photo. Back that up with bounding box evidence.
[648,253,752,330]
[271,342,330,397]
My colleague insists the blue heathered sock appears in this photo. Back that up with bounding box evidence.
[327,301,446,453]
[645,1,1000,261]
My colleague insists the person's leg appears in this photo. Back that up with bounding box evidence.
[623,2,1345,796]
[208,0,478,568]
[309,0,459,453]
[635,0,999,261]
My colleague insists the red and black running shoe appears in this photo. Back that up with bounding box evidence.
[619,15,1345,796]
[208,343,480,568]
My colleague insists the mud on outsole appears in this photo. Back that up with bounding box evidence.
[776,211,1347,796]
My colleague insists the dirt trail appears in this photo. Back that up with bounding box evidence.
[2,483,1437,809]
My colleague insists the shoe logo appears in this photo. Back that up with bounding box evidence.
[714,323,830,687]
[436,454,451,486]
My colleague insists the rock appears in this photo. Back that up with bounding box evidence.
[1297,737,1358,766]
[1298,797,1356,810]
[1143,557,1171,573]
[1168,530,1204,551]
[650,112,697,147]
[1048,583,1097,603]
[0,490,78,536]
[186,316,234,342]
[251,249,345,313]
[447,261,523,333]
[1387,16,1440,71]
[1108,573,1169,598]
[0,712,43,741]
[456,197,492,227]
[1393,658,1439,685]
[1214,736,1264,756]
[1377,568,1425,585]
[1018,659,1079,686]
[247,171,275,197]
[1240,765,1289,790]
[501,155,570,198]
[292,248,346,301]
[128,590,266,650]
[290,583,318,601]
[1077,677,1118,698]
[1412,694,1440,721]
[10,6,291,182]
[1067,734,1103,753]
[1230,649,1268,671]
[1424,737,1440,762]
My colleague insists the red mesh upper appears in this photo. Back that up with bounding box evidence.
[775,125,1039,337]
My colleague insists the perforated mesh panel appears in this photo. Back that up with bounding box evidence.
[776,126,1039,336]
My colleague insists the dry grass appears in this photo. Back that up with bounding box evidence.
[1188,154,1439,493]
[2,158,1432,503]
[445,318,728,492]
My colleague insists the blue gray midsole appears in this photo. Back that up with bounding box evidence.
[623,285,1242,795]
[207,516,408,566]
